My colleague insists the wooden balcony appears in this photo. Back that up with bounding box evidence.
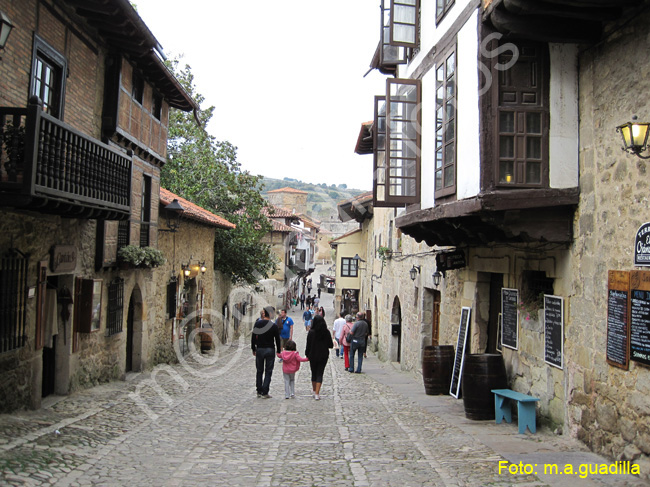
[0,98,131,220]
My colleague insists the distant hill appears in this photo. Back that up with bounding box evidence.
[261,177,366,221]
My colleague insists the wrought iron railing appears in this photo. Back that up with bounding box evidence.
[0,97,131,216]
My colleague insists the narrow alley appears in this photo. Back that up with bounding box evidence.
[0,270,645,486]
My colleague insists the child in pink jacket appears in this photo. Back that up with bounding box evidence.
[277,340,309,399]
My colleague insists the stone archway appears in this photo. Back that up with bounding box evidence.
[126,285,144,372]
[390,296,402,363]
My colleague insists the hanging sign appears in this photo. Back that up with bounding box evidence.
[436,250,466,274]
[449,306,471,399]
[635,223,650,266]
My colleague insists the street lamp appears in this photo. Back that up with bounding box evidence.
[617,115,650,159]
[0,11,13,51]
[432,271,442,286]
[409,265,421,281]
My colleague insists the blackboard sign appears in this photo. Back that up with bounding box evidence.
[634,223,650,266]
[544,295,563,369]
[501,288,519,350]
[630,271,650,367]
[607,270,629,370]
[449,307,471,398]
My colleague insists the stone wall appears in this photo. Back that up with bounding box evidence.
[267,192,308,215]
[568,8,650,471]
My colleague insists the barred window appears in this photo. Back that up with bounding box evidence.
[117,220,130,250]
[0,249,28,353]
[140,175,151,247]
[107,278,124,336]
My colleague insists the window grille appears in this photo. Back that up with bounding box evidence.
[140,175,151,247]
[106,278,124,336]
[117,220,130,250]
[0,249,28,353]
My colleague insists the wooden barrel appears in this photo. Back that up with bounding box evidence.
[422,345,454,395]
[461,353,507,420]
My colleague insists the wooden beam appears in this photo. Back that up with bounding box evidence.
[489,7,602,43]
[503,0,623,21]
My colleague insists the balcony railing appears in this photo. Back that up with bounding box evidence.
[0,97,131,219]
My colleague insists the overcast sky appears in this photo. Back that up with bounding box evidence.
[134,0,386,191]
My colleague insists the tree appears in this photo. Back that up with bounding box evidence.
[161,60,276,284]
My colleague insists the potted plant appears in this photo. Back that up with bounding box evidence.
[117,245,145,268]
[142,247,166,268]
[377,246,393,261]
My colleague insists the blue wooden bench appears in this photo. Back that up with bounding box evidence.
[491,389,540,434]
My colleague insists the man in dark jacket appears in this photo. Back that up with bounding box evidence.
[348,312,369,373]
[251,307,281,398]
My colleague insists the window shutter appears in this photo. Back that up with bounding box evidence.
[390,0,420,48]
[374,79,421,207]
[380,0,407,66]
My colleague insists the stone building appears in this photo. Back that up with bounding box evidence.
[266,187,308,215]
[351,0,650,475]
[0,0,196,412]
[156,189,235,360]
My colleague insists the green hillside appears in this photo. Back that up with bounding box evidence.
[261,177,366,221]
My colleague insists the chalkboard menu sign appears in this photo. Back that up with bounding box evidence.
[501,288,519,350]
[607,271,630,370]
[544,295,563,369]
[630,271,650,367]
[449,307,471,399]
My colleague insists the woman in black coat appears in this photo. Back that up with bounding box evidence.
[305,314,333,400]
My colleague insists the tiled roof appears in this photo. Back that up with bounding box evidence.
[262,205,297,218]
[160,188,236,230]
[295,213,321,228]
[339,191,373,206]
[267,187,308,194]
[270,219,294,232]
[329,228,362,244]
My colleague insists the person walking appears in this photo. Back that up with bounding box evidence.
[340,314,354,371]
[305,314,333,400]
[302,306,314,332]
[348,312,369,373]
[277,340,309,399]
[313,295,320,309]
[300,292,305,310]
[251,307,281,398]
[277,308,294,351]
[317,287,322,298]
[332,312,346,358]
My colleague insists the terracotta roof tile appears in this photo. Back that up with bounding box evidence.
[160,188,236,230]
[261,205,297,218]
[267,187,308,194]
[270,219,294,232]
[329,228,362,244]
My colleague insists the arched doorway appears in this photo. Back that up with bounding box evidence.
[126,286,143,372]
[390,297,402,363]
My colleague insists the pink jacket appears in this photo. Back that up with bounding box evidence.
[340,322,353,347]
[277,350,309,374]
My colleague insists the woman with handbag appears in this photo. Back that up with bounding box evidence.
[340,314,354,371]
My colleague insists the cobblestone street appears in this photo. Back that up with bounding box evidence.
[0,279,646,487]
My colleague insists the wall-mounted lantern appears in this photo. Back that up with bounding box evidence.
[409,265,421,281]
[161,199,185,232]
[617,115,650,159]
[0,11,14,51]
[432,271,442,287]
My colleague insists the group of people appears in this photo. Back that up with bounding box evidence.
[299,292,321,310]
[251,305,369,400]
[331,312,370,373]
[302,304,326,331]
